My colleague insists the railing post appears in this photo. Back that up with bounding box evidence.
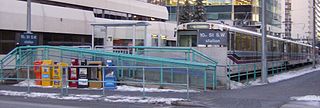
[237,64,241,82]
[27,66,30,94]
[142,67,146,98]
[203,69,207,91]
[246,64,249,84]
[17,48,22,79]
[186,67,190,100]
[284,61,287,71]
[44,48,49,60]
[170,68,174,83]
[272,61,274,76]
[121,60,124,79]
[65,65,69,95]
[213,66,216,89]
[160,64,163,87]
[253,63,257,81]
[0,61,3,82]
[227,64,231,89]
[276,62,279,74]
[102,65,105,96]
[60,65,64,97]
[60,50,63,62]
[41,50,44,60]
[192,50,195,62]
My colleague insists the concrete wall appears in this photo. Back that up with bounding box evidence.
[48,0,168,20]
[0,0,95,35]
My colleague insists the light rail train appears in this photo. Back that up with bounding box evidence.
[177,22,318,75]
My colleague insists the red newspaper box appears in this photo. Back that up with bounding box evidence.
[69,59,79,88]
[33,60,43,85]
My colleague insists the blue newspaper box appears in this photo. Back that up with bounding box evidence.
[104,60,117,90]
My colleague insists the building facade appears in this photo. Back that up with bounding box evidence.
[147,0,282,36]
[0,0,175,54]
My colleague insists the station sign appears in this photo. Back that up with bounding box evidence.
[197,30,228,45]
[19,33,38,46]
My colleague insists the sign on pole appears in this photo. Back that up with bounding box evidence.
[197,29,228,45]
[19,33,38,46]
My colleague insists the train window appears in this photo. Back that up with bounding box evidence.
[257,37,262,51]
[235,33,242,51]
[253,37,257,51]
[272,40,279,52]
[229,32,235,51]
[267,39,272,52]
[279,41,284,53]
[242,34,251,51]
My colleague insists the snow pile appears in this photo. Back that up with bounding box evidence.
[229,80,246,89]
[0,90,185,105]
[291,95,320,101]
[230,65,320,89]
[250,65,320,85]
[13,80,52,88]
[104,95,185,105]
[13,80,198,93]
[116,85,198,93]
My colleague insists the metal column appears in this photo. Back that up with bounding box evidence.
[261,0,268,83]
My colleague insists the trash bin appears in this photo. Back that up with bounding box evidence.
[41,60,53,86]
[104,60,117,90]
[69,59,79,88]
[88,61,103,88]
[33,60,42,85]
[78,60,89,88]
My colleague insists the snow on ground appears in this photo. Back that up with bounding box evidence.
[291,95,320,101]
[116,85,198,93]
[13,80,198,93]
[230,65,320,89]
[0,90,185,105]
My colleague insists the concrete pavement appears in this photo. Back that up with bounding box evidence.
[0,69,319,108]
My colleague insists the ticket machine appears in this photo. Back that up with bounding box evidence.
[41,60,53,86]
[33,60,42,85]
[78,60,89,88]
[88,61,103,88]
[69,59,79,88]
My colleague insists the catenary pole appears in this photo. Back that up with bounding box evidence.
[312,0,317,68]
[261,0,268,83]
[176,0,180,26]
[27,0,31,33]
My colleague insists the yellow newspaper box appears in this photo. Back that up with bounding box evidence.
[88,61,103,88]
[52,62,68,88]
[41,60,53,86]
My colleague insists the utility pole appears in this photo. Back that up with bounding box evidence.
[261,0,268,83]
[27,0,31,33]
[312,0,317,68]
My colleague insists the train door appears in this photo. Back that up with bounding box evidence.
[177,30,198,47]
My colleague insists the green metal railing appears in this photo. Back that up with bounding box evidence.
[225,61,287,88]
[0,46,218,90]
